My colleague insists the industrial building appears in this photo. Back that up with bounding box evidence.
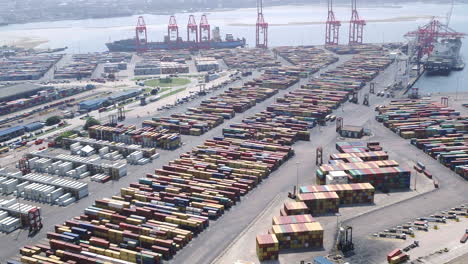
[339,125,364,138]
[0,122,45,142]
[23,122,45,132]
[0,83,46,102]
[79,98,107,112]
[108,89,141,103]
[0,126,25,142]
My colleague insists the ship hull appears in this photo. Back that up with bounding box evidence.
[424,66,451,76]
[106,39,246,52]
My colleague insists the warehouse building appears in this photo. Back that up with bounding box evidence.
[0,83,47,102]
[23,122,45,132]
[108,89,141,103]
[0,126,26,142]
[79,98,107,112]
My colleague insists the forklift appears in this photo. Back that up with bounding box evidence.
[337,225,354,255]
[363,94,370,106]
[369,82,375,94]
[349,92,358,104]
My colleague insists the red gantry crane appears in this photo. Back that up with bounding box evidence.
[256,0,268,49]
[168,15,179,42]
[349,0,365,45]
[405,18,466,57]
[404,18,466,71]
[325,0,341,46]
[199,14,211,48]
[135,16,148,52]
[187,15,198,43]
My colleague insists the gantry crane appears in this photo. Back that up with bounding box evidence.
[168,15,179,42]
[135,16,148,52]
[325,0,341,46]
[199,14,211,48]
[187,15,198,43]
[256,0,268,49]
[349,0,365,45]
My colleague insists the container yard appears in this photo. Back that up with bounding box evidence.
[376,99,467,179]
[134,61,189,75]
[0,170,88,205]
[200,48,280,69]
[273,46,339,74]
[64,137,158,160]
[316,142,411,190]
[1,45,401,264]
[0,24,467,264]
[142,71,305,136]
[1,1,468,263]
[0,84,94,116]
[194,57,219,72]
[26,150,128,179]
[54,53,132,79]
[134,51,190,76]
[88,125,181,150]
[0,54,63,81]
[325,44,383,55]
[10,136,296,263]
[0,198,41,234]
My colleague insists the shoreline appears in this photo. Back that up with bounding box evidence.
[0,1,458,29]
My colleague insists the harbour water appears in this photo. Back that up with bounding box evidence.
[0,2,466,93]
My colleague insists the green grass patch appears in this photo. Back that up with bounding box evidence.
[32,124,71,140]
[144,78,191,87]
[159,87,187,100]
[160,87,171,93]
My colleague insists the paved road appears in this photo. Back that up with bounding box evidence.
[343,123,468,264]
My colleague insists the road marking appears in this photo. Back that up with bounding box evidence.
[210,192,284,264]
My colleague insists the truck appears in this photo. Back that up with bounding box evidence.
[461,229,468,243]
[389,253,409,264]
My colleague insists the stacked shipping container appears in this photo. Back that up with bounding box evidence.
[17,49,393,264]
[256,234,279,261]
[88,125,181,150]
[376,99,467,179]
[299,183,375,205]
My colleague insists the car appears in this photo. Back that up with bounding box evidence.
[330,115,336,121]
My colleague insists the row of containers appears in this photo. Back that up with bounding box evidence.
[376,99,467,179]
[14,49,392,263]
[0,54,63,81]
[68,141,159,166]
[64,137,158,159]
[0,199,41,233]
[0,170,88,206]
[88,125,181,151]
[256,180,376,261]
[272,46,339,77]
[325,44,385,55]
[316,142,411,190]
[27,150,128,180]
[55,53,132,80]
[253,47,392,262]
[15,138,295,264]
[142,72,302,136]
[218,49,391,146]
[200,48,280,69]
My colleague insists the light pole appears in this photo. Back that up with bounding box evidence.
[295,162,300,194]
[336,213,341,228]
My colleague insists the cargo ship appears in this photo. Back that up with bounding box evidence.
[425,38,464,75]
[106,26,246,52]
